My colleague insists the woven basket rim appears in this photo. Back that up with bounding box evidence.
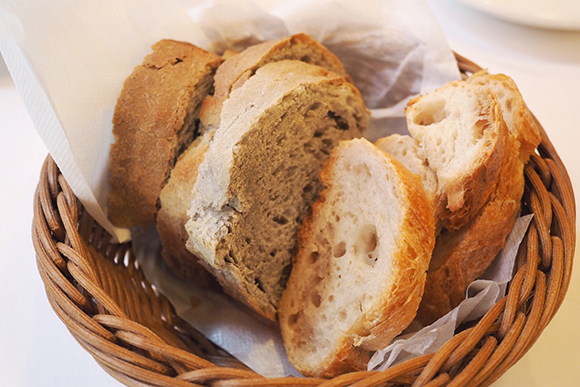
[31,54,576,387]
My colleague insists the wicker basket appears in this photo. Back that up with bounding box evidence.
[32,55,576,387]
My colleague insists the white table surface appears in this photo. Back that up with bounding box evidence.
[1,0,579,385]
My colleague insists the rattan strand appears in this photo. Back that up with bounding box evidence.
[31,55,576,386]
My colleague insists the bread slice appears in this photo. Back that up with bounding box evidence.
[156,131,217,287]
[278,138,435,377]
[375,134,439,214]
[376,76,532,325]
[199,33,351,132]
[416,132,524,325]
[185,60,370,321]
[108,39,222,228]
[467,70,541,162]
[405,80,509,231]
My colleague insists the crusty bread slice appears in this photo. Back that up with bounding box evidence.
[278,138,435,377]
[375,134,439,214]
[185,60,370,321]
[199,33,351,132]
[416,132,524,325]
[467,70,541,162]
[376,76,530,325]
[406,80,509,231]
[108,39,222,228]
[156,131,217,287]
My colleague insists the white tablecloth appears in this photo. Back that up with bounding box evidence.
[1,0,579,385]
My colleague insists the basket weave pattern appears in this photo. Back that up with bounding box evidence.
[32,56,576,387]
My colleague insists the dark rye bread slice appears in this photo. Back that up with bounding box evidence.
[108,39,222,228]
[185,60,370,321]
[278,138,435,377]
[199,33,351,132]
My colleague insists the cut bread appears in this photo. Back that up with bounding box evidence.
[108,39,222,228]
[375,134,439,215]
[278,138,435,377]
[376,76,533,325]
[156,131,217,287]
[468,70,541,162]
[199,33,351,132]
[416,132,524,325]
[406,80,509,231]
[185,60,370,321]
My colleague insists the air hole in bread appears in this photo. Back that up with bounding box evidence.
[473,118,489,141]
[338,309,347,322]
[300,55,312,63]
[358,225,378,255]
[328,111,349,130]
[288,312,300,326]
[273,215,288,225]
[311,293,322,307]
[309,102,321,111]
[412,98,447,126]
[309,251,320,264]
[254,277,265,292]
[332,241,347,258]
[352,162,371,178]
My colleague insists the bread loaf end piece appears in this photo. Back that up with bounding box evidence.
[108,39,222,228]
[186,60,370,321]
[279,138,435,377]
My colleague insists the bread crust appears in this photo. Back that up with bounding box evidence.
[199,33,351,132]
[468,70,541,162]
[416,116,525,325]
[279,139,435,377]
[108,39,222,227]
[406,81,510,232]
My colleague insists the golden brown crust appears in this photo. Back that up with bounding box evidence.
[199,33,352,131]
[468,70,541,162]
[416,132,525,325]
[108,39,222,228]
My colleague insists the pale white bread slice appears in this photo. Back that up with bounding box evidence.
[109,39,222,228]
[278,138,435,377]
[468,70,541,162]
[185,60,370,321]
[416,131,524,325]
[375,134,439,214]
[199,33,351,132]
[406,80,510,231]
[156,131,217,288]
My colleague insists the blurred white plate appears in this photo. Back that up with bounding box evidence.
[454,0,580,30]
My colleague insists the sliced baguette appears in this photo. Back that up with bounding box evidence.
[375,134,439,217]
[199,33,351,132]
[185,60,370,321]
[108,39,222,228]
[416,132,524,324]
[377,75,534,324]
[278,138,435,377]
[405,80,509,231]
